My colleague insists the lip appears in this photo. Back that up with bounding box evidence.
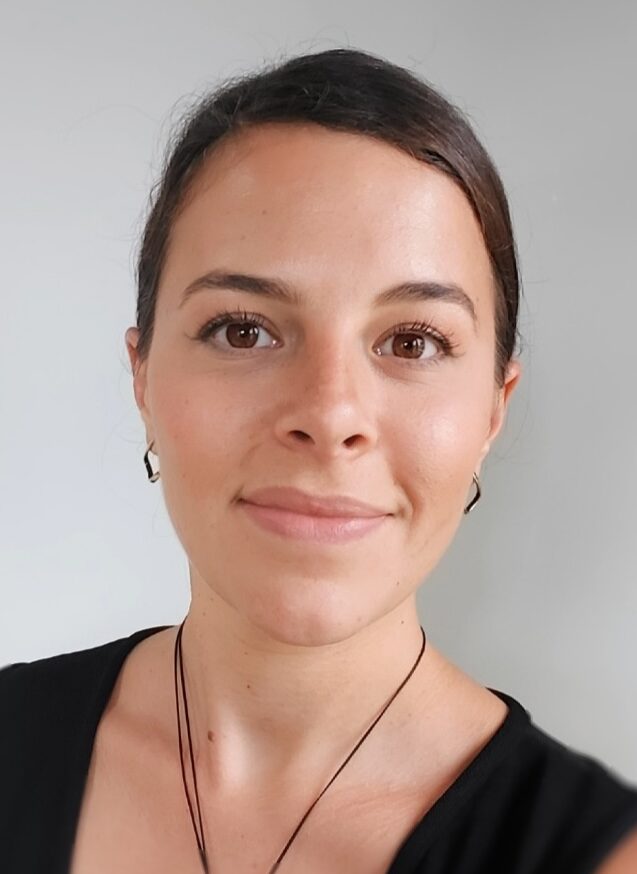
[238,500,389,544]
[238,486,391,518]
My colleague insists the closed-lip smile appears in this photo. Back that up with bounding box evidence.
[239,485,391,518]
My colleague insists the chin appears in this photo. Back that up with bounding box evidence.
[240,588,377,649]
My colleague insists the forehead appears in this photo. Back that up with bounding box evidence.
[163,123,495,318]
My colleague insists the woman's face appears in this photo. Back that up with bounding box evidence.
[126,122,520,645]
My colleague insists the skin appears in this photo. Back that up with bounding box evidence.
[595,828,637,873]
[124,122,522,808]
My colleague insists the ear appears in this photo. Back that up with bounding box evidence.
[125,327,154,442]
[477,358,522,469]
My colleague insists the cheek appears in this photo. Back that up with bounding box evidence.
[391,386,490,505]
[148,369,258,505]
[389,389,489,573]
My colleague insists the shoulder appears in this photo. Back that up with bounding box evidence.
[0,624,172,848]
[0,625,171,742]
[0,624,172,682]
[489,695,637,874]
[0,644,104,745]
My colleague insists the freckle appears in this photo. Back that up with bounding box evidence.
[207,730,214,742]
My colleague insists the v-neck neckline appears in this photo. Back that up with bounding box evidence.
[71,624,530,873]
[386,686,529,869]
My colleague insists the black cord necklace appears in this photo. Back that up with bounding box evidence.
[173,619,427,873]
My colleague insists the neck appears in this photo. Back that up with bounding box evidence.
[176,587,433,794]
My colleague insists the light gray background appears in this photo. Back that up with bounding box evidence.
[1,3,636,778]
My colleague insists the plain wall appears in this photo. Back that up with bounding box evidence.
[1,1,636,778]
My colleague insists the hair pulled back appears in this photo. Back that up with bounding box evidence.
[135,47,522,388]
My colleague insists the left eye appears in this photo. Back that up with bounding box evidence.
[374,323,448,362]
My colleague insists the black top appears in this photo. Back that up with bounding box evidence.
[2,624,637,874]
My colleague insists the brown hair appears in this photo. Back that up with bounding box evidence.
[135,47,523,387]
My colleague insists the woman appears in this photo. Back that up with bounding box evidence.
[2,48,637,874]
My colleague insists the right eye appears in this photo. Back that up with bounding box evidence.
[196,308,279,351]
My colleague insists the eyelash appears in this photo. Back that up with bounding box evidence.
[195,306,460,365]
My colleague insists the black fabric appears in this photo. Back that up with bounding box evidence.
[2,624,637,874]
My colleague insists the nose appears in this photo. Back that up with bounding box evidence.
[273,339,380,461]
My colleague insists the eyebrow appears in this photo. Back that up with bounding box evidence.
[179,269,478,329]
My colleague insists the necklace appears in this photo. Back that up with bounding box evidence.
[173,618,427,873]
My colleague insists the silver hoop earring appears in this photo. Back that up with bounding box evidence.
[464,472,481,514]
[143,440,160,483]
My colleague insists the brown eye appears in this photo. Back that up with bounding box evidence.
[197,310,458,365]
[384,332,432,360]
[197,310,278,350]
[225,322,263,348]
[374,320,455,364]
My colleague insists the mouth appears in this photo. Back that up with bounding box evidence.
[239,485,392,518]
[237,499,390,545]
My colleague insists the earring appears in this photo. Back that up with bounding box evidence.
[464,472,481,515]
[143,440,160,483]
